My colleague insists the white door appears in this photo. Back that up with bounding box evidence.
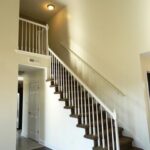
[28,81,40,141]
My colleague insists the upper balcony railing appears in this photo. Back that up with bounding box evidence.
[18,18,49,55]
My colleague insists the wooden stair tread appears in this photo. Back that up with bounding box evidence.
[93,146,106,150]
[64,106,74,109]
[50,85,56,87]
[54,91,61,94]
[130,147,143,150]
[46,78,52,82]
[93,137,133,150]
[84,134,97,140]
[59,98,68,101]
[120,136,133,145]
[70,114,80,118]
[83,127,123,141]
[76,124,88,128]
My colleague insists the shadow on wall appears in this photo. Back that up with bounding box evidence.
[47,6,124,112]
[48,7,71,65]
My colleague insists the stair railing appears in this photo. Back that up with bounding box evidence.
[18,18,49,55]
[49,48,120,150]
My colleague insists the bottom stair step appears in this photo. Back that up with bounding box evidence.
[84,134,97,140]
[130,147,143,150]
[93,136,133,150]
[120,136,133,150]
[93,146,105,150]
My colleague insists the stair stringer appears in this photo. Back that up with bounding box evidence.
[44,86,93,150]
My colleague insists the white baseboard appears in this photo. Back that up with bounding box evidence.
[21,131,28,138]
[39,139,45,145]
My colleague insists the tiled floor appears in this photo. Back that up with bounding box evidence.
[33,148,52,150]
[16,131,52,150]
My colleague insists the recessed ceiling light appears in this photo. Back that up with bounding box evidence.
[47,4,55,11]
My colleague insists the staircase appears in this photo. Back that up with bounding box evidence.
[18,17,143,150]
[48,50,143,150]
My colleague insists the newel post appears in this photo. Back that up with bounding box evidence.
[46,24,49,55]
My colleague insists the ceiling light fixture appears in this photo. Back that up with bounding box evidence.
[47,4,55,11]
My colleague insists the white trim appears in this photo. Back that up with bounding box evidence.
[15,49,50,59]
[39,139,45,145]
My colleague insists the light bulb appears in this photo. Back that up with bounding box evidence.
[47,4,55,11]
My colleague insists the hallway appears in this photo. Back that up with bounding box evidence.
[16,131,52,150]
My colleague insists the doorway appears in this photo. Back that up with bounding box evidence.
[17,79,23,130]
[147,72,150,97]
[16,64,45,150]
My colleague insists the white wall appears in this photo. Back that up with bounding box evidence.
[0,1,51,149]
[140,54,150,138]
[48,1,150,149]
[0,1,19,149]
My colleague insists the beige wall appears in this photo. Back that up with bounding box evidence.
[0,0,19,149]
[0,1,51,149]
[141,54,150,139]
[48,0,150,149]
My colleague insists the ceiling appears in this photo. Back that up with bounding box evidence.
[20,0,64,24]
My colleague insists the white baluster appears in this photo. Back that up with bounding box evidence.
[62,67,65,98]
[57,60,60,88]
[106,112,110,150]
[77,82,80,116]
[38,27,41,54]
[88,93,91,135]
[65,70,68,99]
[70,75,73,106]
[92,98,96,135]
[100,106,105,148]
[35,25,37,53]
[29,23,31,52]
[114,113,120,150]
[57,61,60,91]
[55,58,57,85]
[53,56,55,82]
[32,24,34,52]
[46,24,49,55]
[73,78,77,115]
[84,89,87,124]
[80,86,84,124]
[111,118,115,150]
[55,57,57,85]
[51,54,53,79]
[25,21,27,51]
[96,103,100,146]
[41,28,43,54]
[21,20,23,50]
[67,72,70,106]
[60,65,63,92]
